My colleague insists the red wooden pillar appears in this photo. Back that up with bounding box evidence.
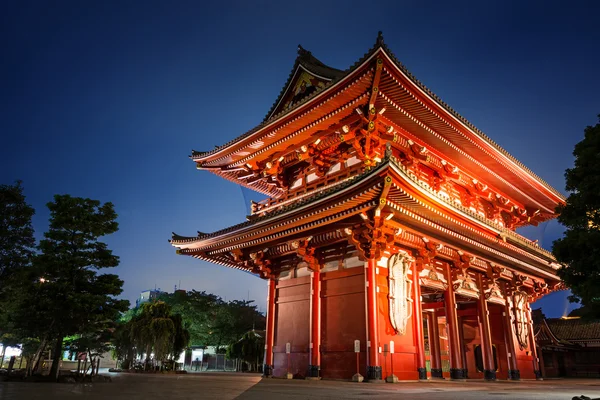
[263,278,276,377]
[476,274,496,380]
[429,310,443,378]
[307,268,321,378]
[501,283,520,380]
[458,315,468,377]
[366,259,382,381]
[444,263,465,380]
[526,304,542,380]
[412,261,427,380]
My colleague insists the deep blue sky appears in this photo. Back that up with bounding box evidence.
[2,1,599,317]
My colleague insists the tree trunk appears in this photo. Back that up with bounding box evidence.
[145,345,151,371]
[0,345,6,368]
[25,355,33,376]
[31,338,48,376]
[88,351,95,376]
[50,337,63,381]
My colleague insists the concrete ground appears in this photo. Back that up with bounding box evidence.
[1,371,600,400]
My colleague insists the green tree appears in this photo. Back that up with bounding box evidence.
[0,181,35,337]
[160,290,223,346]
[553,115,600,317]
[25,195,128,380]
[226,330,265,372]
[159,291,265,349]
[125,301,190,371]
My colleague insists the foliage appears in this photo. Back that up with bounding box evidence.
[0,181,35,337]
[112,301,189,370]
[553,115,600,317]
[10,195,129,379]
[159,290,265,350]
[226,330,264,371]
[0,181,35,287]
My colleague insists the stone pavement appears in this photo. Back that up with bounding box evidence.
[1,371,600,400]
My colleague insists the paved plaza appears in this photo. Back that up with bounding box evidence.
[2,372,600,400]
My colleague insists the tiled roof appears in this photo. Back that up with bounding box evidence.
[191,32,563,202]
[546,317,600,341]
[171,157,387,244]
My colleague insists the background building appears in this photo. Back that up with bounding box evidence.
[534,309,600,378]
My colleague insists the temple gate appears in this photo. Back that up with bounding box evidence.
[171,33,564,381]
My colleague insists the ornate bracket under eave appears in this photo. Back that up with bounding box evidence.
[415,238,448,291]
[451,252,480,299]
[482,263,506,305]
[346,177,396,261]
[291,237,320,271]
[231,249,275,279]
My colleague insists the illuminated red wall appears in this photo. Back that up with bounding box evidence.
[376,264,419,380]
[320,267,367,379]
[273,276,310,378]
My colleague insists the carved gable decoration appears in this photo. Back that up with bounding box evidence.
[280,70,328,112]
[388,252,414,335]
[513,290,529,349]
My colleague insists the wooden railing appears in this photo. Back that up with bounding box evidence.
[251,164,364,215]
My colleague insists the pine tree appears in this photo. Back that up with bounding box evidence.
[32,195,129,380]
[553,115,600,317]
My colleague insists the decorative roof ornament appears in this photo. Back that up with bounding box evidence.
[376,30,385,46]
[297,44,311,57]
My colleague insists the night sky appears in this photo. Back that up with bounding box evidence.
[2,1,599,317]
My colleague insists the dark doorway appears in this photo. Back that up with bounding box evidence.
[474,344,498,372]
[556,353,567,377]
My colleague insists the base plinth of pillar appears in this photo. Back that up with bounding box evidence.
[262,364,273,378]
[385,374,399,383]
[352,373,364,382]
[508,369,520,380]
[430,368,444,379]
[484,370,497,381]
[306,365,320,380]
[450,368,467,380]
[417,367,427,380]
[534,370,543,380]
[367,366,383,382]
